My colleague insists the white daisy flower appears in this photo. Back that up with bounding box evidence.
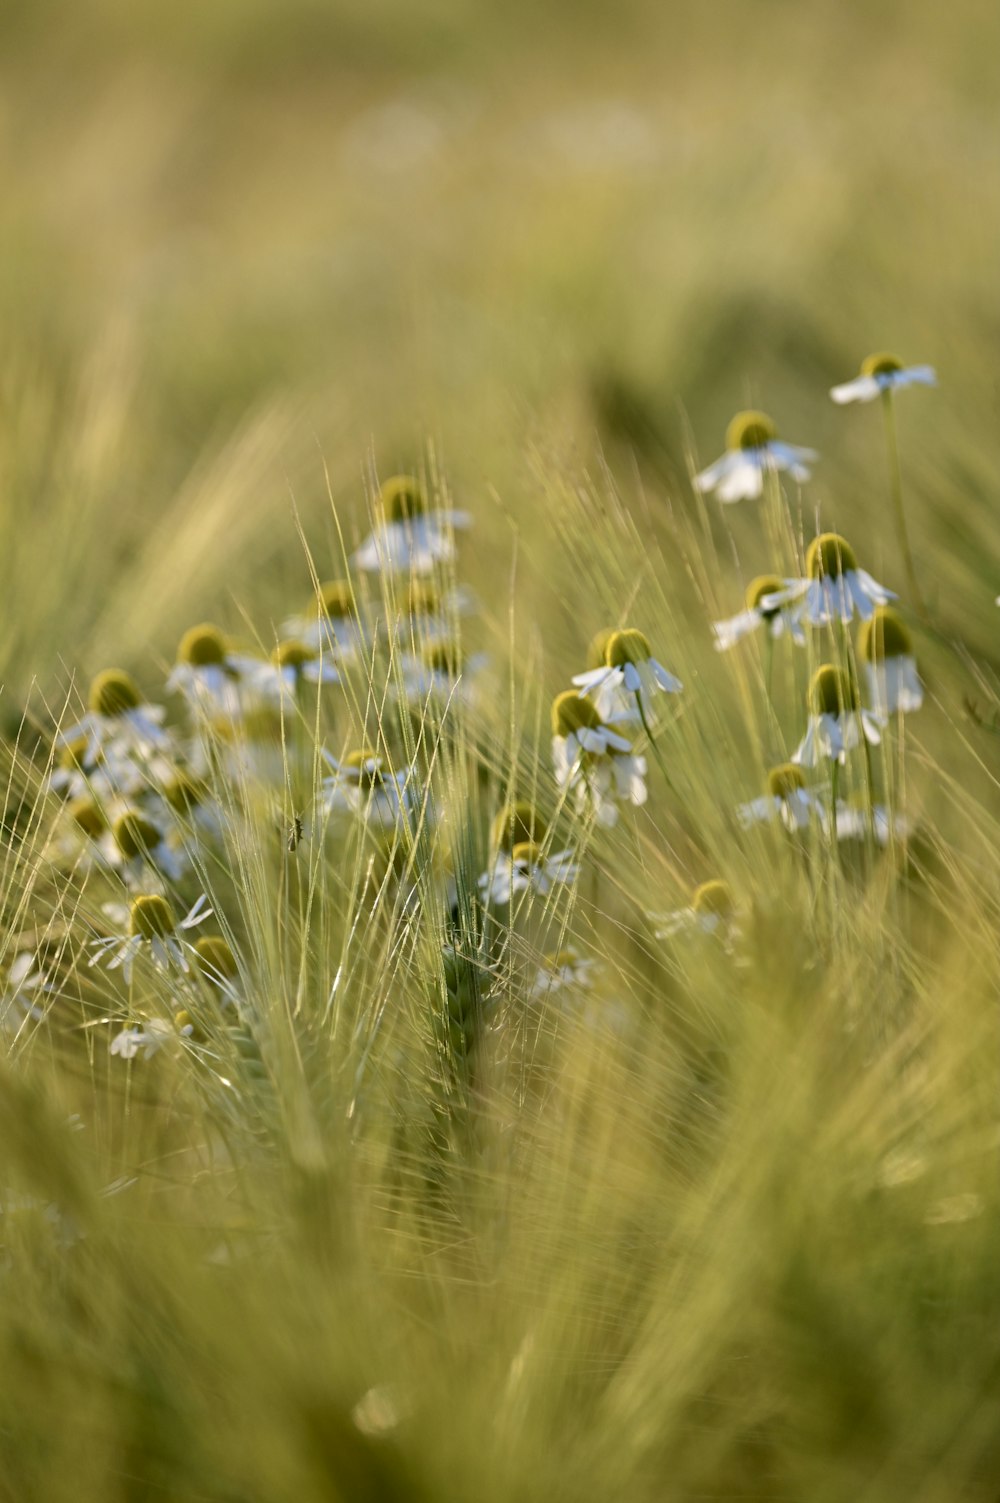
[694,410,817,503]
[109,1018,178,1060]
[321,748,417,829]
[529,948,599,999]
[396,641,487,708]
[1,945,66,1034]
[240,640,341,704]
[395,580,478,648]
[60,669,172,765]
[282,579,368,664]
[830,352,937,405]
[572,628,682,725]
[656,879,736,939]
[478,842,579,906]
[89,893,212,986]
[857,606,923,715]
[551,691,646,828]
[166,623,261,714]
[712,574,807,652]
[738,763,828,834]
[835,804,913,847]
[792,666,885,769]
[765,533,895,627]
[352,474,471,575]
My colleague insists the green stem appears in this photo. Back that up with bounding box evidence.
[881,390,926,618]
[636,693,676,795]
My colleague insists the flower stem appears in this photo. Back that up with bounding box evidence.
[881,390,926,618]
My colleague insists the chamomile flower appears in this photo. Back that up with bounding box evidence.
[60,669,172,766]
[792,666,884,768]
[166,623,259,713]
[738,763,828,834]
[551,691,646,827]
[192,935,242,1008]
[572,628,682,724]
[109,1018,179,1060]
[352,474,471,574]
[529,948,600,999]
[830,352,937,405]
[2,947,62,1034]
[321,748,416,829]
[282,580,367,663]
[712,574,807,652]
[478,842,579,906]
[694,410,817,503]
[766,533,895,627]
[396,579,477,649]
[397,642,486,708]
[245,640,341,703]
[490,801,549,855]
[836,804,913,846]
[109,811,188,884]
[656,879,736,939]
[89,893,212,986]
[857,606,923,715]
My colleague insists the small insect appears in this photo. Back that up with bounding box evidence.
[286,815,304,852]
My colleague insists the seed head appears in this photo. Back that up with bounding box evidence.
[857,606,913,663]
[379,475,425,523]
[606,628,652,668]
[726,410,777,452]
[129,893,177,940]
[89,669,141,717]
[806,533,858,580]
[113,813,163,860]
[491,801,547,852]
[552,691,603,738]
[69,797,106,838]
[807,664,859,717]
[177,623,227,668]
[692,879,734,917]
[745,574,786,617]
[767,763,807,800]
[861,352,903,378]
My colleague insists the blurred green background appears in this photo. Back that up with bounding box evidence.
[1,0,999,697]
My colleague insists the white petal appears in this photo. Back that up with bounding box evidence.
[830,376,881,404]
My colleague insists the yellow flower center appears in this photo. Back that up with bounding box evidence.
[129,893,177,940]
[807,665,859,717]
[726,410,777,451]
[272,640,315,671]
[194,935,239,982]
[511,841,544,866]
[344,748,386,789]
[551,691,604,737]
[490,801,547,852]
[767,763,807,800]
[806,533,858,580]
[606,628,651,668]
[163,773,206,814]
[586,628,615,671]
[857,605,913,663]
[69,797,106,838]
[407,580,440,616]
[380,474,425,523]
[317,580,357,619]
[89,669,141,717]
[692,879,733,917]
[421,641,461,675]
[861,352,903,378]
[113,813,163,860]
[177,623,227,668]
[745,574,785,617]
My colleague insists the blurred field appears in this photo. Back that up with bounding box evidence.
[4,4,1000,1501]
[3,0,1000,692]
